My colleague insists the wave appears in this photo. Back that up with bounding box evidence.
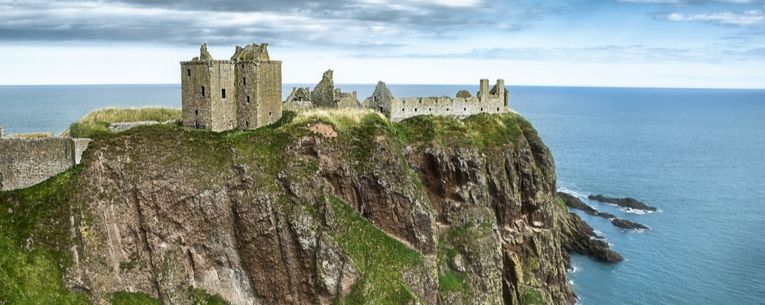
[557,186,589,199]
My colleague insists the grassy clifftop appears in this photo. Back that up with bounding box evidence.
[65,107,181,138]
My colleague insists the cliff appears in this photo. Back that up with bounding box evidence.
[0,109,617,305]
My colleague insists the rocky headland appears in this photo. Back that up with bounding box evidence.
[0,110,622,305]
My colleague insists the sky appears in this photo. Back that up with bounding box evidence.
[0,0,763,88]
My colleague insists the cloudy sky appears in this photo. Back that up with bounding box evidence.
[0,0,763,88]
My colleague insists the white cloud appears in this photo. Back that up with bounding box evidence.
[666,10,764,26]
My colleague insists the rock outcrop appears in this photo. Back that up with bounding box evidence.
[0,111,621,305]
[558,191,649,231]
[588,194,657,212]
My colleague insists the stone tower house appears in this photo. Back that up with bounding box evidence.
[181,43,282,131]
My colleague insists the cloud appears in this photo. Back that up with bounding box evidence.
[665,9,764,25]
[0,0,522,46]
[362,44,765,63]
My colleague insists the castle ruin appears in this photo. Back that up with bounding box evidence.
[181,43,282,131]
[284,69,359,110]
[364,79,509,121]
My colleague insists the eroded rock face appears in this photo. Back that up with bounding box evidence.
[51,113,612,305]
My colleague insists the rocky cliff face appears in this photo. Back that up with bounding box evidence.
[0,110,617,305]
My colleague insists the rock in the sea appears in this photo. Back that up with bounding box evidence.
[611,218,650,231]
[588,194,657,212]
[558,192,649,231]
[557,192,598,215]
[558,213,624,263]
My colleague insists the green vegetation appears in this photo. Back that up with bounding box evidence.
[328,196,423,305]
[66,107,181,138]
[187,288,229,305]
[111,292,162,305]
[521,287,545,305]
[439,270,466,293]
[555,195,569,212]
[394,112,528,149]
[0,169,88,305]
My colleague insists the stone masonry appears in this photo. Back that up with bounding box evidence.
[0,137,90,191]
[284,69,359,109]
[365,79,509,121]
[181,43,282,132]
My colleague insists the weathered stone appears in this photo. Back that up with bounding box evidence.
[311,70,337,108]
[364,81,395,116]
[0,138,89,191]
[384,79,509,122]
[181,43,282,132]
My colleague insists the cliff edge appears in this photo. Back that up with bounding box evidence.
[0,109,617,305]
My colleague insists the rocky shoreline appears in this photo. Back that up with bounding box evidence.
[558,192,650,232]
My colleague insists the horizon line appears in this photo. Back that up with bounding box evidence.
[0,82,764,91]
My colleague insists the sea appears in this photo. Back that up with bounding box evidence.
[1,84,764,305]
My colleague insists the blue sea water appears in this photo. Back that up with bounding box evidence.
[1,84,765,304]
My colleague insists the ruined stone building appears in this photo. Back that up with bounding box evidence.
[284,69,359,110]
[181,43,282,132]
[364,79,509,121]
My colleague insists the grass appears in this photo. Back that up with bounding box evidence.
[439,270,466,293]
[328,195,423,305]
[393,112,527,149]
[0,168,89,305]
[66,107,181,138]
[110,292,162,305]
[521,287,545,305]
[10,132,54,139]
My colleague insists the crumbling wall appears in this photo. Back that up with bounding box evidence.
[0,138,75,191]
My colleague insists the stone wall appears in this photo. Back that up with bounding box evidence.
[0,138,89,191]
[365,79,509,122]
[181,61,214,129]
[209,61,237,132]
[388,95,507,122]
[254,61,282,126]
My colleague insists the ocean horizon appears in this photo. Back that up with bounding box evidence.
[2,84,765,304]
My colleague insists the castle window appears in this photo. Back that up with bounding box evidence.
[464,108,466,111]
[447,108,449,111]
[246,121,250,127]
[480,107,483,111]
[415,108,417,112]
[187,69,191,77]
[201,86,205,97]
[497,107,500,111]
[195,110,198,116]
[247,96,250,103]
[269,111,272,116]
[222,89,226,98]
[243,77,246,86]
[428,108,431,111]
[401,108,405,111]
